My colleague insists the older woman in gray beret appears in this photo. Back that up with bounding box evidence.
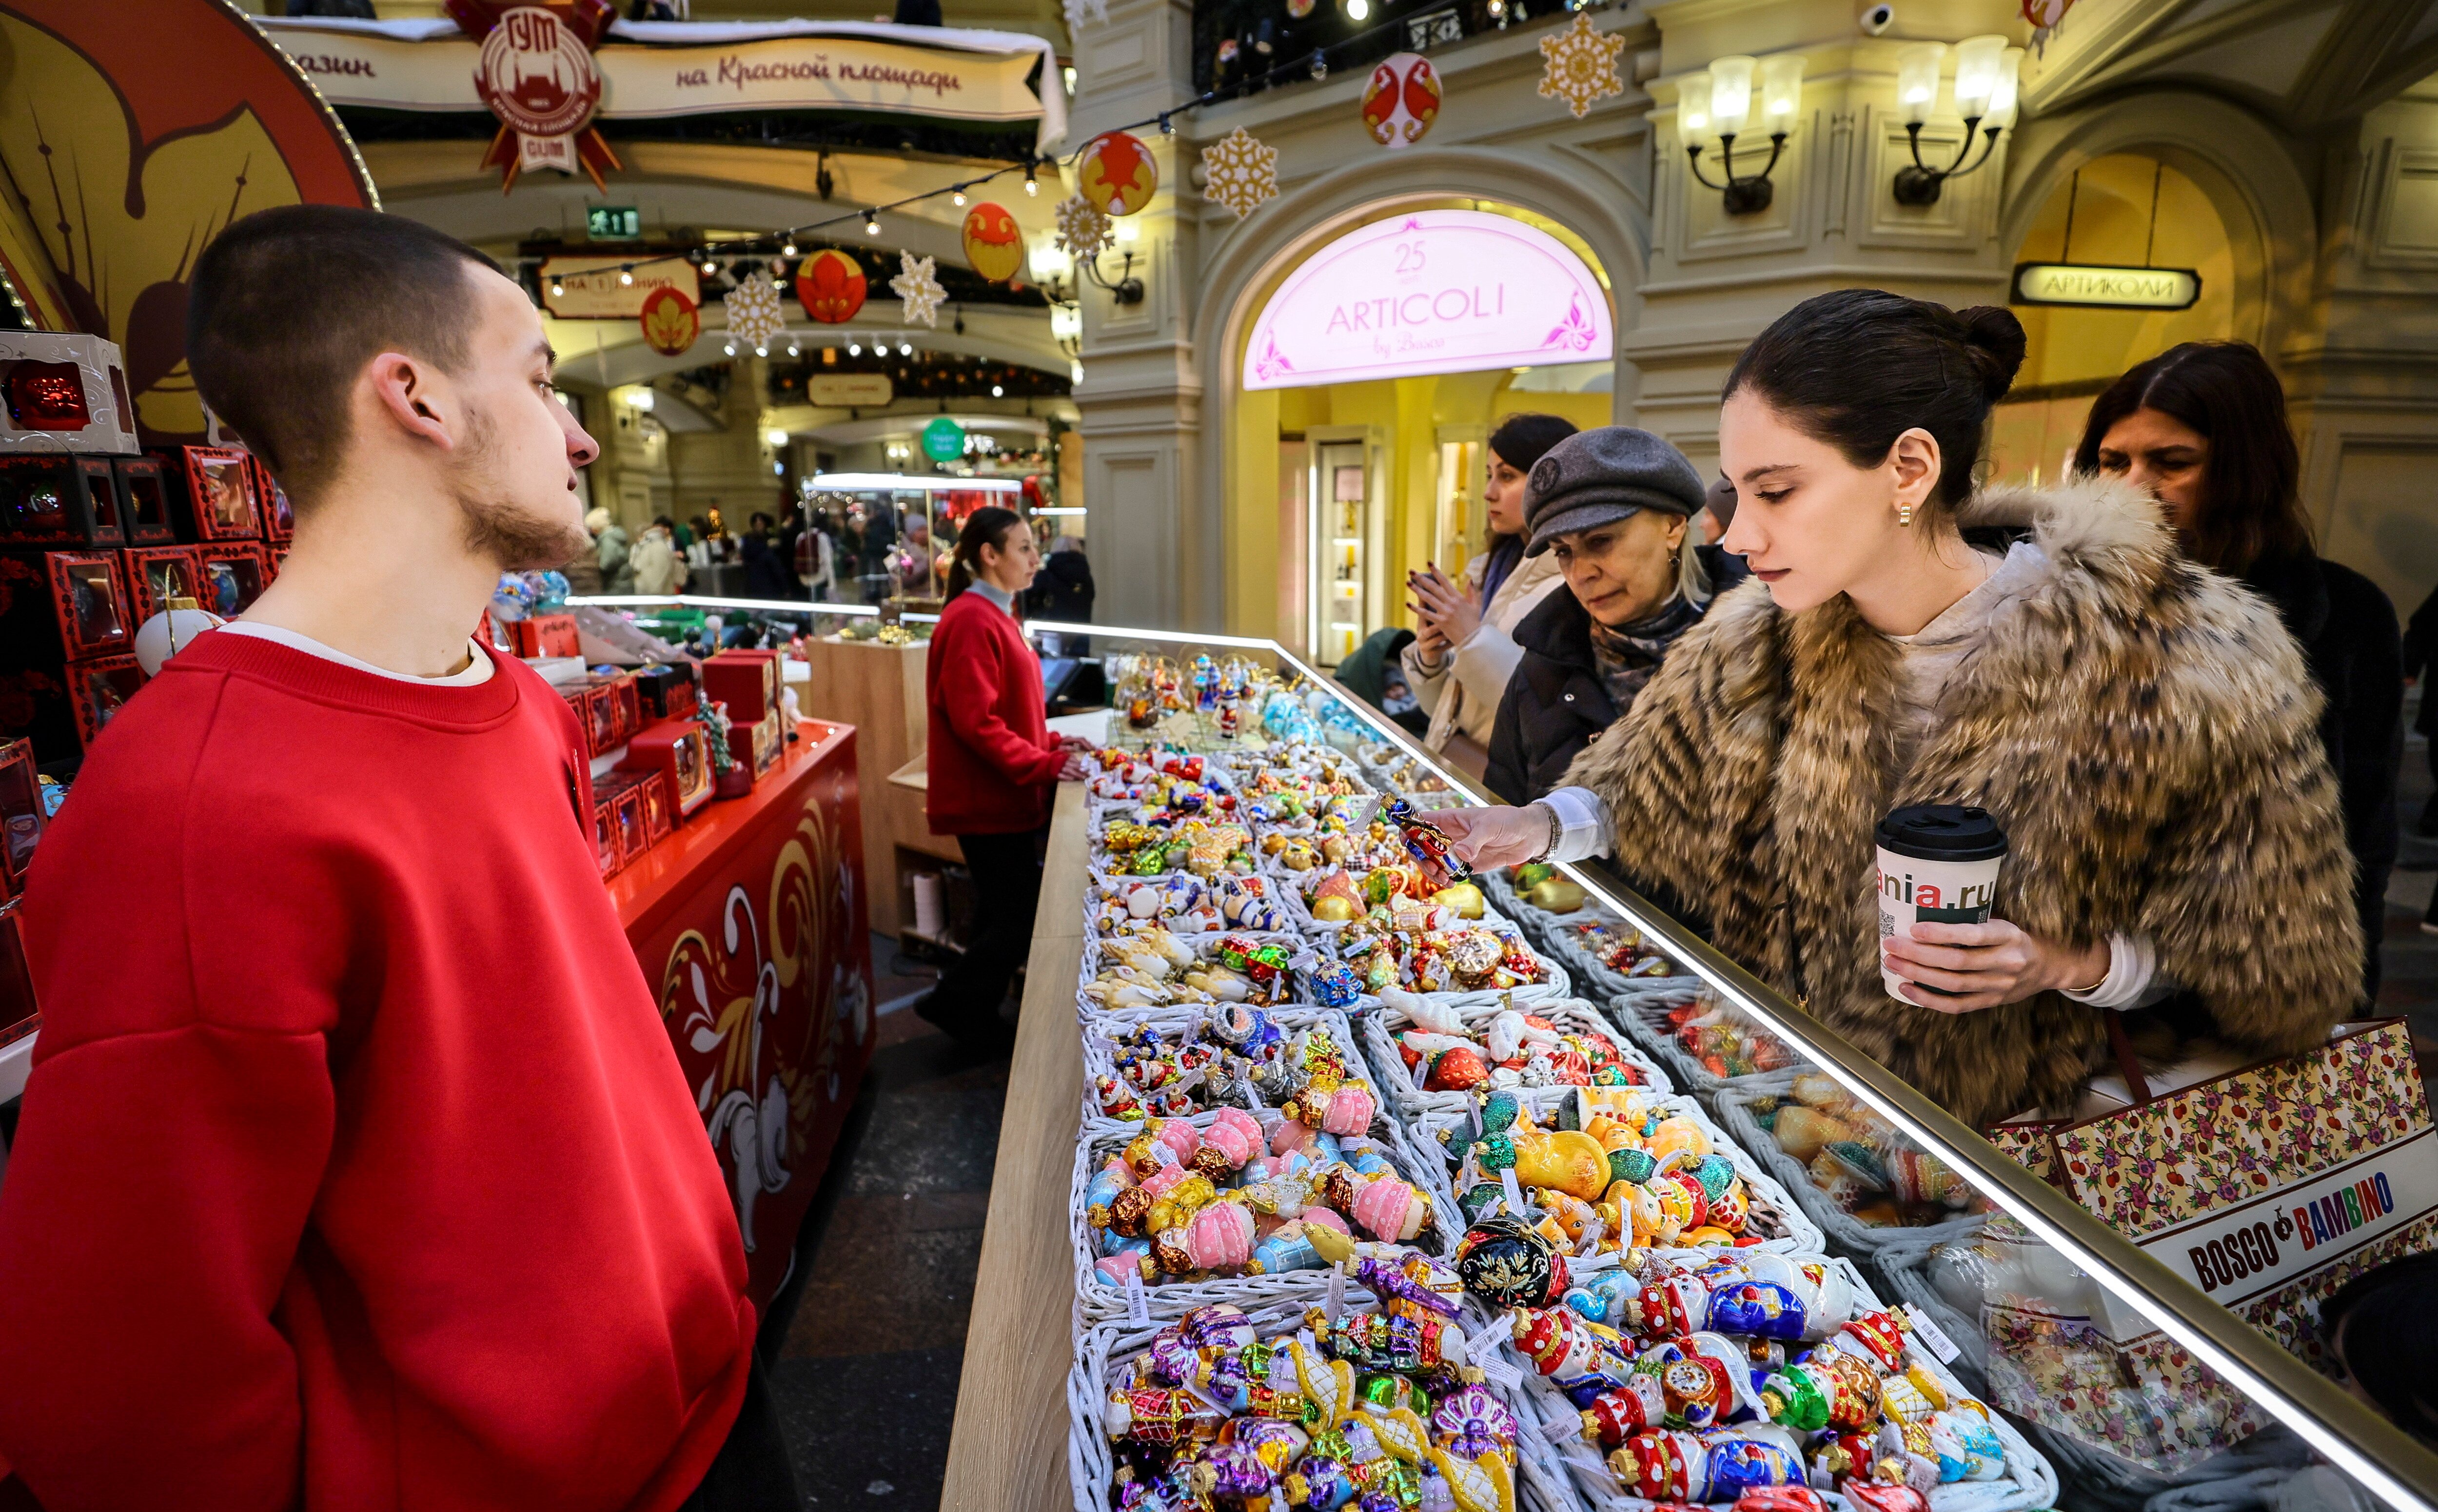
[1481,427,1749,805]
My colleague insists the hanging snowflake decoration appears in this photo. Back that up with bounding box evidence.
[1199,126,1278,220]
[1062,0,1106,29]
[1054,194,1112,263]
[723,272,786,353]
[888,250,946,328]
[1536,14,1625,119]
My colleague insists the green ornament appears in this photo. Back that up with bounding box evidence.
[1610,1147,1657,1186]
[1692,1153,1737,1201]
[1472,1132,1517,1172]
[1760,1363,1829,1432]
[1479,1091,1520,1137]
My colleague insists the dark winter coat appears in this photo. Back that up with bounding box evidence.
[1561,479,2359,1126]
[2241,551,2400,993]
[1024,549,1096,623]
[741,533,795,600]
[1483,545,1749,805]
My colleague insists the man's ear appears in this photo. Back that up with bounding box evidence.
[362,351,456,452]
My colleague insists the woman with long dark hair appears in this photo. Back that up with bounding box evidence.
[1399,413,1576,776]
[2076,342,2402,994]
[913,506,1091,1052]
[1428,291,2359,1126]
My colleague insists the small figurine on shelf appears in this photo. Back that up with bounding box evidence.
[1192,653,1219,712]
[696,697,754,799]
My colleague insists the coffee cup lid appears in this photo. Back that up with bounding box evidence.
[1875,803,2007,861]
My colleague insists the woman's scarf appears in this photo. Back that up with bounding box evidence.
[1588,590,1703,711]
[1477,534,1523,609]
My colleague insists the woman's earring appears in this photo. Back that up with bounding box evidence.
[1898,503,1914,528]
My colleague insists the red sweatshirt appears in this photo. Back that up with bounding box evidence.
[0,632,754,1512]
[925,589,1061,835]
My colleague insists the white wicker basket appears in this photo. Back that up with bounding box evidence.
[1355,996,1675,1127]
[1075,928,1314,1019]
[1400,1090,1827,1260]
[1070,1101,1465,1327]
[1267,864,1575,1005]
[1497,1256,2059,1512]
[1080,1005,1368,1128]
[1601,987,1799,1103]
[1710,1072,1993,1271]
[1069,1293,1584,1512]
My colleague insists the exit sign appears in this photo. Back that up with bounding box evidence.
[588,206,642,241]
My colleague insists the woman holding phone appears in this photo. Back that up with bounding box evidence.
[1429,291,2359,1126]
[914,506,1092,1054]
[1398,414,1576,776]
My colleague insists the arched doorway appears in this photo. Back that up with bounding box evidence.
[1987,152,2256,486]
[1219,199,1617,657]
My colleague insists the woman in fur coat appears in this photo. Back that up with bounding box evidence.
[1436,290,2360,1127]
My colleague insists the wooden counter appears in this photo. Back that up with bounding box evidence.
[940,781,1087,1512]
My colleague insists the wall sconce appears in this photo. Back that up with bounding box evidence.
[1892,36,2020,206]
[1027,228,1143,307]
[1683,53,1804,215]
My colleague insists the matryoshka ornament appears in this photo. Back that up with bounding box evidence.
[961,202,1026,283]
[1077,129,1160,216]
[1360,52,1442,149]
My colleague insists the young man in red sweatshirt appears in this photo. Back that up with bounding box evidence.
[0,207,792,1510]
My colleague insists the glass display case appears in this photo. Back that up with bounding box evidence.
[1024,617,2438,1512]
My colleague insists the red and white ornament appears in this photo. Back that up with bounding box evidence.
[1360,52,1441,150]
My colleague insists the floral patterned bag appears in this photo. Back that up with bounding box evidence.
[1976,1018,2437,1474]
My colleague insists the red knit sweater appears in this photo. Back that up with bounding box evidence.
[0,632,753,1512]
[924,589,1061,835]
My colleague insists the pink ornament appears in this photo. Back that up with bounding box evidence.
[1096,1253,1143,1285]
[1153,1119,1201,1163]
[1206,1106,1264,1167]
[1142,1164,1189,1198]
[1321,1084,1377,1137]
[1352,1175,1428,1242]
[1301,1206,1350,1236]
[1184,1202,1256,1269]
[1271,1119,1317,1157]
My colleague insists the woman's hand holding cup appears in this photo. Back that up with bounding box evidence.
[1421,804,1552,871]
[1881,922,2111,1014]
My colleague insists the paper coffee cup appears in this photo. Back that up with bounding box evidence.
[1875,804,2007,1002]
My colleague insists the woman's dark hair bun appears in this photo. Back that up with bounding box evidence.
[1723,289,2022,509]
[1956,306,2026,403]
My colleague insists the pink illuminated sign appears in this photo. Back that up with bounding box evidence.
[1241,209,1612,390]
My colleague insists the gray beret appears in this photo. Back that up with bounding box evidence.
[1521,426,1707,556]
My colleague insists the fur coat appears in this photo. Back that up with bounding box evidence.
[1562,477,2362,1126]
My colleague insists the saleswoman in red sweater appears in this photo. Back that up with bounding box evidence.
[916,507,1091,1053]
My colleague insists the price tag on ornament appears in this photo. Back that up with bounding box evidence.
[1412,1058,1431,1091]
[1124,1268,1151,1326]
[1326,1262,1346,1324]
[1477,1350,1524,1390]
[1903,1304,1962,1365]
[1500,1167,1526,1217]
[1573,1247,1621,1274]
[1540,1412,1584,1443]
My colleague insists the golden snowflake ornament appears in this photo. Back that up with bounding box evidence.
[1537,14,1625,119]
[723,272,786,352]
[1054,193,1111,263]
[888,251,945,328]
[1200,126,1278,220]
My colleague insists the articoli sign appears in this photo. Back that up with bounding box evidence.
[1241,209,1613,390]
[2010,262,2202,311]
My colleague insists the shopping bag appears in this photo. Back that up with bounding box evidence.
[1974,1017,2437,1474]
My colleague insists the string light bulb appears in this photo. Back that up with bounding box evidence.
[1023,160,1038,196]
[865,211,881,235]
[782,240,797,256]
[952,189,967,207]
[618,269,634,286]
[549,279,565,298]
[700,255,718,276]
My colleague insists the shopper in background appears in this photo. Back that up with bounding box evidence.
[595,505,634,594]
[1026,532,1095,622]
[632,514,687,595]
[799,510,839,602]
[1400,412,1575,777]
[0,206,788,1511]
[1429,291,2360,1127]
[2076,342,2402,996]
[1481,428,1749,805]
[561,508,608,596]
[740,510,792,600]
[915,506,1091,1054]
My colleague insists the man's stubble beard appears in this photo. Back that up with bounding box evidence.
[451,403,591,572]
